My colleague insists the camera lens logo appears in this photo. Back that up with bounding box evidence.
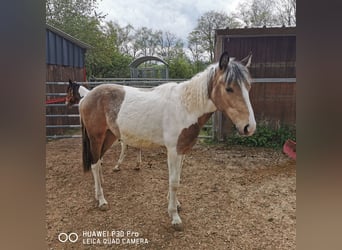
[58,232,78,243]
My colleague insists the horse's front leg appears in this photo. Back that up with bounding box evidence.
[167,148,184,231]
[91,159,108,210]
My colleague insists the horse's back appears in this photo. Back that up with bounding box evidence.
[80,84,125,110]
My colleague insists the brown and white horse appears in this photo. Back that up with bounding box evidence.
[66,80,142,171]
[79,52,256,230]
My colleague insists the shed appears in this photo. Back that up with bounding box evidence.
[129,56,169,79]
[214,27,296,140]
[46,24,91,137]
[46,24,91,82]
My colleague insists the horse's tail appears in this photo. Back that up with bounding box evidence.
[81,119,92,172]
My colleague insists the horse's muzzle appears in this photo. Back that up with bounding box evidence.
[237,123,256,136]
[243,123,256,136]
[65,101,72,109]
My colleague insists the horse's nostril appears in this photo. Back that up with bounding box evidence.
[244,124,249,135]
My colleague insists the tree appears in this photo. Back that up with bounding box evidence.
[187,30,206,63]
[168,55,194,79]
[274,0,296,26]
[102,51,132,78]
[46,0,119,77]
[46,0,105,34]
[189,11,241,62]
[158,31,184,60]
[134,27,153,57]
[106,22,135,55]
[235,0,278,27]
[234,0,296,27]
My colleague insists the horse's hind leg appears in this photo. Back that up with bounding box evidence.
[133,149,142,170]
[167,147,184,231]
[113,140,127,171]
[90,133,113,210]
[99,130,116,182]
[91,159,108,210]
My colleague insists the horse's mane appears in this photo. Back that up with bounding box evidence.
[178,64,218,113]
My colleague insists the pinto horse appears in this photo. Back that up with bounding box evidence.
[66,80,141,171]
[79,52,256,230]
[65,79,89,106]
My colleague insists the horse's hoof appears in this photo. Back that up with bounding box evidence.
[113,167,120,172]
[172,223,184,231]
[134,163,141,171]
[99,204,109,211]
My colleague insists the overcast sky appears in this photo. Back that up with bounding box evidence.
[98,0,240,42]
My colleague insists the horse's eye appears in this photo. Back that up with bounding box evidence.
[226,87,234,93]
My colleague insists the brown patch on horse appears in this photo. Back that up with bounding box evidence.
[176,112,213,154]
[198,112,213,127]
[80,85,126,169]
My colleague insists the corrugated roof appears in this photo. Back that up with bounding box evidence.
[46,23,92,49]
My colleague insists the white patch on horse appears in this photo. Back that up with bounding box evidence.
[241,84,256,135]
[78,85,89,104]
[117,83,178,148]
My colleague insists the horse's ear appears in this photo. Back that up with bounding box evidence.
[219,52,230,70]
[241,52,252,68]
[68,79,73,85]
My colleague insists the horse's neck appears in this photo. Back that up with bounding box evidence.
[179,67,217,114]
[79,85,89,97]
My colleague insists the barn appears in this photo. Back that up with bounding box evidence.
[46,24,91,137]
[46,23,91,82]
[214,26,296,140]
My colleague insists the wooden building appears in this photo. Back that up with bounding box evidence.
[46,24,91,82]
[46,24,91,137]
[214,27,296,140]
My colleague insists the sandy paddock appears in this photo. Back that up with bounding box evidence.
[46,138,295,249]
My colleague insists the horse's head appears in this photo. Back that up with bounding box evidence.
[209,52,256,136]
[65,79,81,107]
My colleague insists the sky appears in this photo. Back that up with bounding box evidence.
[97,0,241,42]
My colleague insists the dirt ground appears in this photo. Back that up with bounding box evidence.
[46,138,296,249]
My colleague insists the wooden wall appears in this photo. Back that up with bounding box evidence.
[223,36,296,78]
[46,65,86,82]
[250,82,296,125]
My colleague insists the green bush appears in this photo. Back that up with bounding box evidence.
[226,121,296,148]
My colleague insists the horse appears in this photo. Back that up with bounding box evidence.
[65,80,142,171]
[79,52,256,230]
[65,79,89,106]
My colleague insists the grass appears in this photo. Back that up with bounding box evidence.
[226,120,296,149]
